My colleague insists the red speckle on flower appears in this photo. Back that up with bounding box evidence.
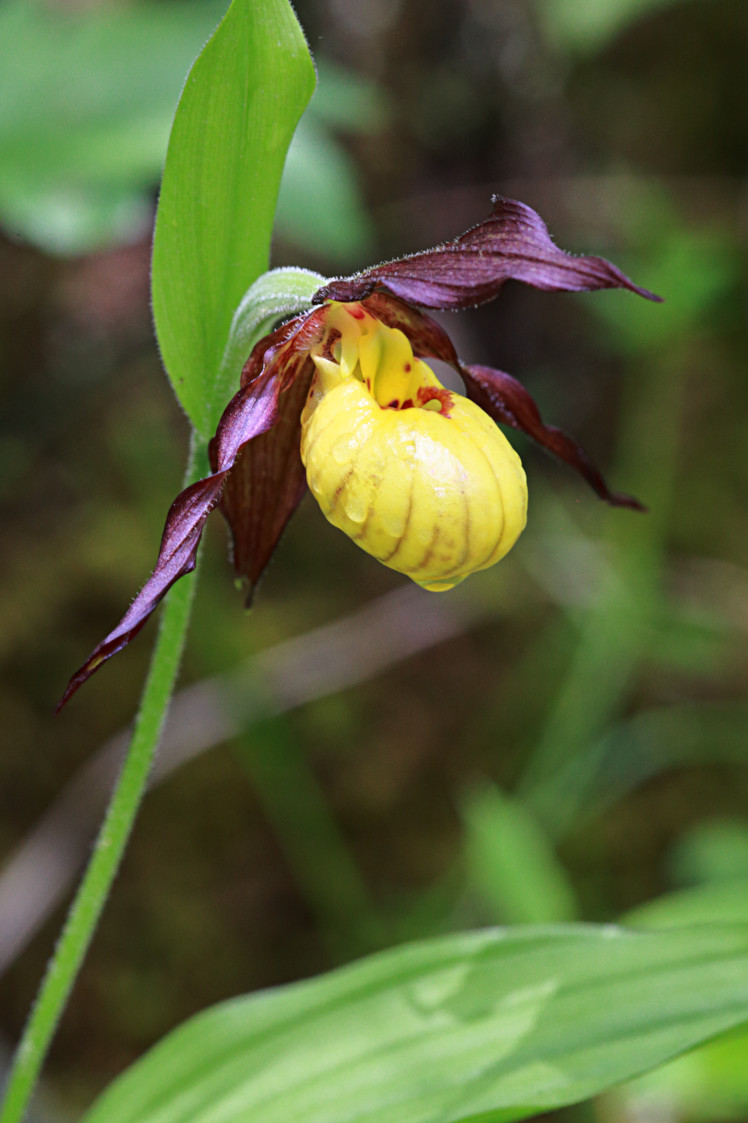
[346,305,366,320]
[417,386,454,416]
[404,362,412,372]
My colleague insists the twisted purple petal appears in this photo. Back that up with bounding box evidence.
[58,369,284,709]
[315,196,662,310]
[462,363,645,511]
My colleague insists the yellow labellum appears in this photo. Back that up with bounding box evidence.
[300,303,528,591]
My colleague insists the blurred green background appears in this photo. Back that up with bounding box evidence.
[1,0,747,1118]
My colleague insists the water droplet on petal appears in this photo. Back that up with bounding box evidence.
[343,489,369,524]
[332,435,355,466]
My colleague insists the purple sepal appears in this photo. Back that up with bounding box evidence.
[314,196,662,311]
[462,363,646,511]
[57,367,286,709]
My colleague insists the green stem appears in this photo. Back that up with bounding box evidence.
[0,434,209,1123]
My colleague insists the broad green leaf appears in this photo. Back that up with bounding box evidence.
[462,783,578,923]
[620,885,748,1122]
[150,0,315,435]
[82,924,748,1123]
[620,1024,748,1122]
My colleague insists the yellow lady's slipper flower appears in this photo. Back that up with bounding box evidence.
[62,196,659,704]
[300,303,527,591]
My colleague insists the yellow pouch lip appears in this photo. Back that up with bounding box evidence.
[301,361,527,591]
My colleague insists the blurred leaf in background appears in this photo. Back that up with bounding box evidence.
[536,0,688,53]
[461,782,578,924]
[619,863,748,1121]
[0,0,378,263]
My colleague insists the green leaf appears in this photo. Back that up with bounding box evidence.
[616,884,748,1121]
[462,783,578,924]
[150,0,316,436]
[81,924,748,1123]
[621,1024,748,1122]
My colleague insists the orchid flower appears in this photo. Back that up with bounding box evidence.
[61,196,659,705]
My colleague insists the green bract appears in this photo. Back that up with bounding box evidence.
[216,267,326,411]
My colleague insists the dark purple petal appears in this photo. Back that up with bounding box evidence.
[216,356,314,598]
[239,308,320,387]
[58,370,284,709]
[314,196,662,311]
[214,306,328,596]
[462,363,645,511]
[59,308,331,708]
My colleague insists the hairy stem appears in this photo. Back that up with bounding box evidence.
[0,434,209,1123]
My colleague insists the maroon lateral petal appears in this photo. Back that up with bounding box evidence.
[58,367,286,709]
[314,196,662,311]
[239,308,323,387]
[462,363,645,511]
[216,357,315,598]
[214,306,327,596]
[59,308,331,708]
